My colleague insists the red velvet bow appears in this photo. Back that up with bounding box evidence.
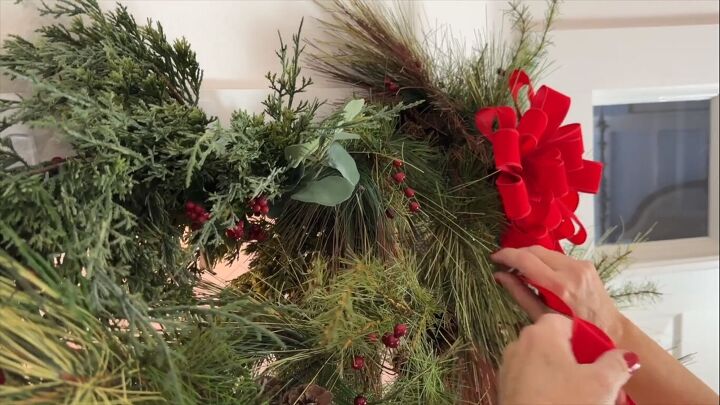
[475,70,603,252]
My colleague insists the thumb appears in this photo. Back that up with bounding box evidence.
[589,349,641,392]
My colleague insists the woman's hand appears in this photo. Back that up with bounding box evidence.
[493,246,720,404]
[499,313,638,405]
[491,246,625,341]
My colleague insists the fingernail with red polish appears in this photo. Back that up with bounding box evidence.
[624,352,641,374]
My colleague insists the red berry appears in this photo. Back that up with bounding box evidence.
[199,212,211,223]
[392,172,406,184]
[393,323,408,338]
[252,204,263,214]
[381,332,399,349]
[226,222,244,241]
[185,201,196,212]
[367,333,379,343]
[384,77,400,94]
[187,211,199,222]
[260,205,270,215]
[256,196,268,207]
[392,159,403,168]
[403,188,416,198]
[351,355,365,370]
[354,395,368,405]
[193,205,205,215]
[248,224,268,241]
[409,201,421,213]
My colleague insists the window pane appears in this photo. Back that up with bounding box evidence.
[594,100,710,243]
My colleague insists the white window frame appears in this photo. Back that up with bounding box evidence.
[592,85,719,264]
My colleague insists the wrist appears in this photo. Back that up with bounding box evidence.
[606,310,629,344]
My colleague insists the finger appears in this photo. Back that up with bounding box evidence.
[535,313,574,341]
[589,349,640,393]
[524,245,576,272]
[491,248,563,291]
[615,389,628,405]
[499,341,519,382]
[494,272,548,321]
[501,340,519,364]
[498,342,517,391]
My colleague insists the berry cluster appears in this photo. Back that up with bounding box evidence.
[225,221,268,242]
[381,323,408,349]
[249,196,270,216]
[390,160,420,213]
[224,196,271,242]
[247,223,268,242]
[184,195,271,243]
[351,324,407,404]
[225,221,245,241]
[184,201,211,228]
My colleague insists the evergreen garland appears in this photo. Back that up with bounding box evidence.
[0,1,655,403]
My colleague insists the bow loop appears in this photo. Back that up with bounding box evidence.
[475,106,517,137]
[509,70,535,104]
[496,173,531,220]
[532,85,571,139]
[568,160,603,194]
[517,108,548,153]
[552,124,585,171]
[490,129,523,172]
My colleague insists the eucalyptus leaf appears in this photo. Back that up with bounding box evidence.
[291,175,356,206]
[284,138,320,168]
[326,142,359,185]
[333,131,361,141]
[342,99,365,122]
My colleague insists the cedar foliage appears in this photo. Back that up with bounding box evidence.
[0,1,654,404]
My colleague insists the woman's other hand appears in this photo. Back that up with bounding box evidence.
[498,313,638,405]
[491,246,624,341]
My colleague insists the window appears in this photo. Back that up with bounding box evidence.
[594,100,710,243]
[591,90,719,262]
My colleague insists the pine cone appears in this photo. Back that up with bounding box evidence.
[281,384,333,405]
